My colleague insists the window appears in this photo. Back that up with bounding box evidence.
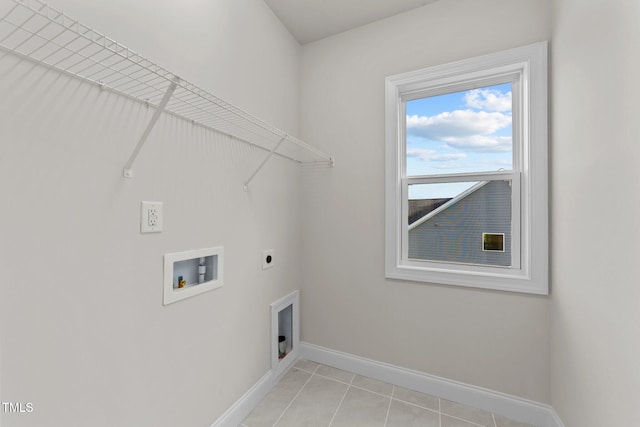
[483,233,505,252]
[385,42,548,294]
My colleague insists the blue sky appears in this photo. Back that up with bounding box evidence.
[406,83,512,199]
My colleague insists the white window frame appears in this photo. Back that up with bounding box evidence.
[385,42,548,295]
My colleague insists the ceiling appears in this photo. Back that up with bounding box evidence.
[263,0,438,45]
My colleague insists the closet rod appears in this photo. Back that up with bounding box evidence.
[123,76,179,178]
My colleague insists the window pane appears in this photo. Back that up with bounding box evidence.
[408,180,512,267]
[406,83,513,177]
[482,233,505,252]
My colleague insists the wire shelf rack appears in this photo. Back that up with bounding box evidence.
[0,0,333,183]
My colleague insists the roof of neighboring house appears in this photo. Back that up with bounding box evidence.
[408,181,490,231]
[408,198,451,225]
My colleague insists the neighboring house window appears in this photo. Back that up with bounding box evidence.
[483,233,505,252]
[385,42,548,294]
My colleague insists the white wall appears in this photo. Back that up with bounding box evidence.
[0,0,302,426]
[550,0,640,425]
[299,0,552,403]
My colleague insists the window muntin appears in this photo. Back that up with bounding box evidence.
[385,42,548,295]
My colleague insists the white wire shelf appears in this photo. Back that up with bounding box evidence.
[0,0,333,183]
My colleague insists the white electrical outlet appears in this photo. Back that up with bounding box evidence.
[263,249,274,269]
[141,201,163,233]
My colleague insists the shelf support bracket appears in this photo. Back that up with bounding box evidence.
[243,136,287,191]
[123,76,180,178]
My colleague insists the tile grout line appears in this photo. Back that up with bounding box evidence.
[327,372,356,427]
[280,363,504,427]
[271,363,321,427]
[295,366,362,390]
[310,372,356,387]
[383,385,395,427]
[395,396,487,427]
[349,383,393,399]
[390,396,439,415]
[293,366,317,375]
[440,413,491,427]
[293,367,316,376]
[307,366,442,417]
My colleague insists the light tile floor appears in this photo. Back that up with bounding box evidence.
[242,359,535,427]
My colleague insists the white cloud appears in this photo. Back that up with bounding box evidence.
[406,110,511,145]
[430,153,468,161]
[406,148,435,162]
[442,135,512,152]
[464,89,512,112]
[407,148,467,162]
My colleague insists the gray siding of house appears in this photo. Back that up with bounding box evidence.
[408,181,512,266]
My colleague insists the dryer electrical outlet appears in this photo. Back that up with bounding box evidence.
[263,249,275,269]
[141,201,163,233]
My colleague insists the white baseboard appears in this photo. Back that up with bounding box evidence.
[209,351,298,427]
[210,341,565,427]
[549,408,567,427]
[300,342,563,427]
[209,370,273,427]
